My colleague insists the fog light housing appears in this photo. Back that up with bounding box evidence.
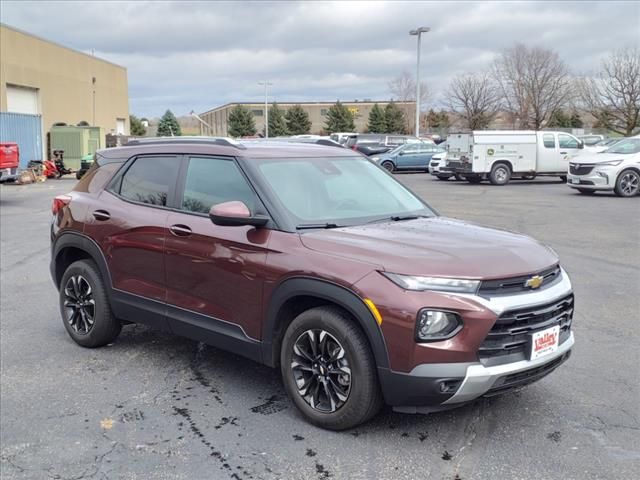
[416,309,462,342]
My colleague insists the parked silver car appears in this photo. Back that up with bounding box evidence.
[567,136,640,197]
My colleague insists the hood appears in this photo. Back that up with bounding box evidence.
[300,217,557,280]
[571,152,631,164]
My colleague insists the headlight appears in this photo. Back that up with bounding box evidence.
[416,309,462,341]
[597,159,623,167]
[382,272,480,293]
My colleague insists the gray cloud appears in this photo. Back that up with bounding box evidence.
[3,1,638,117]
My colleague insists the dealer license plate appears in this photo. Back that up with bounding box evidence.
[530,325,560,360]
[570,178,580,184]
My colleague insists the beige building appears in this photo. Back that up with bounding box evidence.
[0,24,129,138]
[199,100,415,136]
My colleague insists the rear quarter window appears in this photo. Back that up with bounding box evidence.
[118,156,180,206]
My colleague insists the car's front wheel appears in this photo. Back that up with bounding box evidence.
[381,161,394,173]
[614,169,640,197]
[59,260,121,348]
[280,306,382,430]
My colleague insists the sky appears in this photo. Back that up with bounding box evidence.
[2,1,639,118]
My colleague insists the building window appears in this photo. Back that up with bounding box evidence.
[321,109,328,116]
[252,109,264,117]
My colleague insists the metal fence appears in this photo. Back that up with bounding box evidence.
[0,112,43,167]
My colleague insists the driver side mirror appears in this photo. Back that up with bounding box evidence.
[209,201,269,227]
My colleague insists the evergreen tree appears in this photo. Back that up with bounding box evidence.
[130,114,147,136]
[285,104,312,135]
[157,110,182,136]
[547,109,571,128]
[425,109,451,130]
[367,103,387,133]
[228,105,257,137]
[384,102,406,134]
[267,103,289,137]
[325,101,355,133]
[569,110,584,128]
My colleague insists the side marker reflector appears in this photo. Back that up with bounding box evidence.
[364,298,383,325]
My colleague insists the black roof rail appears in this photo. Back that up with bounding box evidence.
[124,136,246,149]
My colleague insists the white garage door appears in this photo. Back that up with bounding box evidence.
[6,85,39,115]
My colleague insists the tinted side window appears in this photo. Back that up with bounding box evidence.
[387,136,405,145]
[559,134,579,149]
[119,156,180,206]
[181,157,256,214]
[543,134,556,149]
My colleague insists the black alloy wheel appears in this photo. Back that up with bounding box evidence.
[63,275,96,335]
[291,329,352,413]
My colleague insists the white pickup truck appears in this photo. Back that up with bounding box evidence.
[442,130,585,185]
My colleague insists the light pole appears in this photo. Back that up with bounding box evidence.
[258,80,273,138]
[190,111,213,135]
[409,27,430,137]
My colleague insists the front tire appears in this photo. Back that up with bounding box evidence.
[614,169,640,197]
[59,260,121,348]
[489,163,511,185]
[280,306,382,430]
[381,161,394,173]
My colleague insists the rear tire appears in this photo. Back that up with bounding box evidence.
[614,169,640,197]
[436,175,451,181]
[559,175,567,183]
[577,188,596,195]
[381,161,394,173]
[280,306,383,430]
[466,176,482,184]
[489,163,511,185]
[59,260,121,348]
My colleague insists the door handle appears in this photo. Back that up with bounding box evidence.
[169,224,192,237]
[92,210,111,221]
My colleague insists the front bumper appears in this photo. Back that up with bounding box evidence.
[374,268,575,412]
[567,171,614,191]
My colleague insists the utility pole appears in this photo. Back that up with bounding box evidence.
[409,27,430,137]
[258,81,273,138]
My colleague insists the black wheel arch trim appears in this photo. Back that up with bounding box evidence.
[51,231,113,292]
[261,276,390,369]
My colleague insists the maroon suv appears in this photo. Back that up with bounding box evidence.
[50,138,575,430]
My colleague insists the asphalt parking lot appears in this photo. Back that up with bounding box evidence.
[1,175,638,480]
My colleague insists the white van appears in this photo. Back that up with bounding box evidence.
[443,131,585,185]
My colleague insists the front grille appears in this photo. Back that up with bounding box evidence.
[479,266,561,296]
[483,351,571,397]
[478,295,573,365]
[569,163,594,175]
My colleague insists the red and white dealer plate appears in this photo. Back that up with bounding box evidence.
[531,325,560,360]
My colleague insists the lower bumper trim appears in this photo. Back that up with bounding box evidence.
[443,332,574,405]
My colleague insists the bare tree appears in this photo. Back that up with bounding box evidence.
[388,70,429,132]
[579,47,640,136]
[445,72,501,130]
[492,44,573,129]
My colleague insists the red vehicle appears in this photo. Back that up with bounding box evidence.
[50,138,575,430]
[0,142,19,183]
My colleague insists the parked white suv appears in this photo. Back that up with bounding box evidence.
[567,136,640,197]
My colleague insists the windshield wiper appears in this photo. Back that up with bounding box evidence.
[366,214,430,224]
[296,223,344,230]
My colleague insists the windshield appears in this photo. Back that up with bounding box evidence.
[603,138,640,155]
[255,157,433,226]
